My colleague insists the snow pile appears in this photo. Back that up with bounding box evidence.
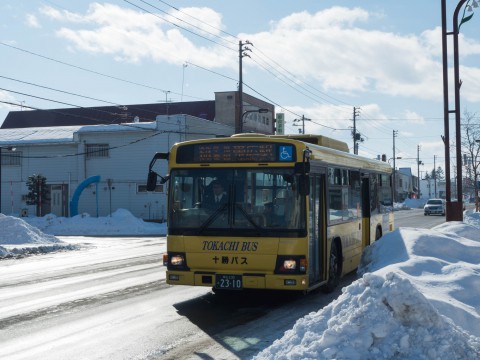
[0,214,75,258]
[23,208,166,236]
[255,273,479,360]
[404,197,426,209]
[463,209,480,227]
[394,198,426,210]
[254,213,480,360]
[0,209,166,258]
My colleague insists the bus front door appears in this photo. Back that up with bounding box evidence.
[308,172,327,286]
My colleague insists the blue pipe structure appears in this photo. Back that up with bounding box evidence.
[70,175,101,217]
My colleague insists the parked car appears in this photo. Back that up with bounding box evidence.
[424,199,445,216]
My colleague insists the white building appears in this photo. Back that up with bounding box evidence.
[0,115,234,220]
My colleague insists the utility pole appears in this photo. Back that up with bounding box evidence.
[352,107,361,154]
[237,40,252,134]
[393,130,398,203]
[293,115,311,134]
[417,145,422,198]
[434,155,437,198]
[163,90,171,115]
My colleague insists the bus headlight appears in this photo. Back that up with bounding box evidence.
[171,254,185,266]
[275,256,307,274]
[166,252,189,271]
[283,259,297,270]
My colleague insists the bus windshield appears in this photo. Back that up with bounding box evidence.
[168,168,306,236]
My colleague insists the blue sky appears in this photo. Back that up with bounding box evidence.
[1,1,480,179]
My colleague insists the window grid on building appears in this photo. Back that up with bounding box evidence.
[1,151,22,166]
[85,144,109,159]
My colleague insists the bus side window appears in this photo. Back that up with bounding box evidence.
[370,174,380,215]
[349,170,361,219]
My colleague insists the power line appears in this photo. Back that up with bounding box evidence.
[0,74,191,123]
[1,127,229,160]
[154,0,238,39]
[130,1,357,120]
[0,42,207,102]
[0,75,121,107]
[250,44,353,111]
[0,96,153,131]
[122,0,237,51]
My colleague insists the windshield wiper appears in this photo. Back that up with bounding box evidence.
[196,203,228,234]
[234,204,262,229]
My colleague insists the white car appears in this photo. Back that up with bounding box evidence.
[424,199,445,216]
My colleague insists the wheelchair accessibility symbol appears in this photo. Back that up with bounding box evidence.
[278,145,293,161]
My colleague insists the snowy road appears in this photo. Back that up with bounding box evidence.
[0,236,352,359]
[0,236,208,359]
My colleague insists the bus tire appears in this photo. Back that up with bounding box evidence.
[323,241,341,293]
[375,227,382,240]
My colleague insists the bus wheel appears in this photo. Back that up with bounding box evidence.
[323,242,340,293]
[375,227,382,240]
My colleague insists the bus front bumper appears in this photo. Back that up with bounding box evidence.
[166,271,309,291]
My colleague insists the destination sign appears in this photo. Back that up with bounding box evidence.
[176,142,296,163]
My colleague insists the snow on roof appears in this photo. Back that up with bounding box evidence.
[0,121,157,145]
[76,121,157,133]
[0,126,82,145]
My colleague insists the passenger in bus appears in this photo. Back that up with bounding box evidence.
[204,180,228,210]
[263,201,282,227]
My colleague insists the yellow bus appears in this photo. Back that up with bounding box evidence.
[147,134,393,292]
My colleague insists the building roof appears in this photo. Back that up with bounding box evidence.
[0,121,158,146]
[0,126,82,145]
[1,101,216,129]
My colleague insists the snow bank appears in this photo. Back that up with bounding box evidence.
[23,208,166,236]
[1,209,165,258]
[254,212,480,359]
[254,273,480,360]
[0,214,75,258]
[404,198,426,208]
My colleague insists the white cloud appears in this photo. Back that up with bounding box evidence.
[175,7,227,37]
[25,14,41,28]
[246,7,447,102]
[403,110,426,124]
[40,4,480,103]
[461,65,480,102]
[39,5,86,23]
[0,90,20,110]
[42,3,235,68]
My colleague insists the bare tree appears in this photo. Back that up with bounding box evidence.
[461,110,480,211]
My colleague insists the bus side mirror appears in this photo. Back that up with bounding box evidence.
[294,162,310,174]
[299,174,310,196]
[146,171,158,191]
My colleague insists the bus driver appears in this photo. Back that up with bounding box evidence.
[204,180,228,210]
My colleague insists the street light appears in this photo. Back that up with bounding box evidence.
[241,108,269,133]
[388,157,402,165]
[0,146,16,214]
[441,0,477,221]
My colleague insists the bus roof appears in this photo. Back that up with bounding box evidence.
[232,133,349,152]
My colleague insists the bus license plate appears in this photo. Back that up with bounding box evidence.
[215,274,242,290]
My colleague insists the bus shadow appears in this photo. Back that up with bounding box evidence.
[173,288,302,333]
[173,272,357,358]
